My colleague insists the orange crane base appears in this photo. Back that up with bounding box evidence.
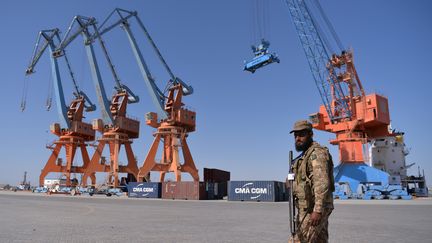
[138,84,199,182]
[81,131,139,188]
[39,135,95,187]
[39,98,96,187]
[137,125,199,182]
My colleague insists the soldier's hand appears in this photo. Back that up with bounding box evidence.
[310,211,322,226]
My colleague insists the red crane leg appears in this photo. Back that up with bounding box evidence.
[138,134,161,181]
[82,140,106,186]
[108,140,120,187]
[171,136,181,182]
[39,143,62,186]
[78,142,96,185]
[123,142,139,181]
[64,141,78,186]
[180,136,199,181]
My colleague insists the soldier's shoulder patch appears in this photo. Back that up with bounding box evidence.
[313,147,328,155]
[310,148,328,162]
[310,153,317,160]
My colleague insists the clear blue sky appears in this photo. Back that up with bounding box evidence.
[1,1,431,186]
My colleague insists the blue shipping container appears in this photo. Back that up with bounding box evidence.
[228,181,286,202]
[127,182,161,198]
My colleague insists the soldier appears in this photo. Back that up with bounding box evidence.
[289,120,335,243]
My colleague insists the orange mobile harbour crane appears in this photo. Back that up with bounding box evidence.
[23,8,200,195]
[51,15,141,189]
[139,83,199,182]
[25,28,97,188]
[88,8,199,182]
[310,51,391,163]
[286,0,427,198]
[47,9,199,187]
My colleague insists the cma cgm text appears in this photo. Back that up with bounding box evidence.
[133,188,154,192]
[234,188,267,194]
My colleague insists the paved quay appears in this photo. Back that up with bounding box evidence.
[0,191,431,243]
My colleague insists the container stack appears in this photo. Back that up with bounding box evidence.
[203,168,230,199]
[125,168,287,202]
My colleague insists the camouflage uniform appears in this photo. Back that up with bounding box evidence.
[291,142,334,243]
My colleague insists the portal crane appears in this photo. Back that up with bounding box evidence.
[25,28,97,187]
[95,8,199,182]
[52,15,140,188]
[285,0,394,192]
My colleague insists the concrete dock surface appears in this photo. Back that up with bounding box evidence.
[0,191,431,243]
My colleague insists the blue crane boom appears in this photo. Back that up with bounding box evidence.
[25,29,95,128]
[54,15,140,126]
[26,29,69,128]
[93,8,193,120]
[54,16,113,125]
[285,0,351,122]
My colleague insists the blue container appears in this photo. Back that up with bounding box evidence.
[228,181,286,202]
[127,182,161,198]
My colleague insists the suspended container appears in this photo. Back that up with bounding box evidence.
[244,39,280,73]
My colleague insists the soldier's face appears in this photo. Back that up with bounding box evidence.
[294,130,313,152]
